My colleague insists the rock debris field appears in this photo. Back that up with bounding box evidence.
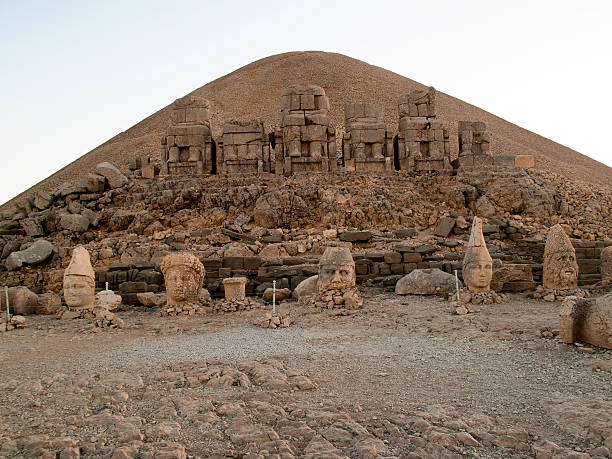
[1,290,611,458]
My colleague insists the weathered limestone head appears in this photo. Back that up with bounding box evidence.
[63,246,95,310]
[161,252,205,306]
[462,217,493,292]
[317,247,356,292]
[543,224,578,290]
[601,246,612,283]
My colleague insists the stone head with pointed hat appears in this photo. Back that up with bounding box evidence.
[317,247,356,292]
[543,224,578,290]
[462,217,493,292]
[63,246,95,309]
[161,252,205,306]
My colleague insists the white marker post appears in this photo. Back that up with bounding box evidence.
[272,280,277,316]
[454,270,460,302]
[105,282,109,312]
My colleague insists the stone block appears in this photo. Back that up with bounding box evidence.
[339,231,372,242]
[223,257,245,270]
[384,252,403,264]
[433,217,456,238]
[119,281,147,293]
[515,155,534,168]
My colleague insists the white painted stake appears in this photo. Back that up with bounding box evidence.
[272,280,276,316]
[454,270,460,302]
[105,282,109,312]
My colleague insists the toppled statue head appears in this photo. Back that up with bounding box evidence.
[543,224,578,290]
[63,246,95,310]
[462,217,493,292]
[160,252,205,306]
[317,247,356,292]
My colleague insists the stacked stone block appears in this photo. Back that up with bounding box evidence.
[274,84,336,175]
[396,88,451,172]
[343,103,393,172]
[455,121,492,167]
[218,119,270,174]
[160,96,215,176]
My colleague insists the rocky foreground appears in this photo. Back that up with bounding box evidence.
[1,291,610,458]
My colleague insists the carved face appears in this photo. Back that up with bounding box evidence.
[547,251,578,289]
[165,268,200,305]
[64,275,95,309]
[464,260,493,292]
[318,262,356,291]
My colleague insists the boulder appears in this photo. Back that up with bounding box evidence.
[223,242,255,257]
[262,287,292,302]
[109,209,136,231]
[253,189,309,228]
[433,217,456,238]
[94,290,122,311]
[95,162,128,189]
[5,239,55,271]
[474,196,496,217]
[293,275,318,299]
[395,268,460,295]
[21,217,45,236]
[0,286,39,315]
[33,191,53,210]
[137,292,167,307]
[36,292,62,315]
[58,213,90,232]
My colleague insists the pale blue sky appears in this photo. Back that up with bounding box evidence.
[1,0,611,205]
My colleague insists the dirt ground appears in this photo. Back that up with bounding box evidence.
[1,290,611,458]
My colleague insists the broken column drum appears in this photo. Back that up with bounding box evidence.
[160,96,215,176]
[343,102,393,172]
[396,87,451,172]
[273,84,336,175]
[222,277,248,301]
[218,119,270,174]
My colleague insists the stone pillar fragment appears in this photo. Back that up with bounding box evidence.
[222,277,247,301]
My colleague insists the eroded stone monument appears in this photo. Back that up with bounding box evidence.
[543,224,578,290]
[560,295,612,349]
[396,88,451,172]
[273,84,336,175]
[63,246,95,310]
[160,252,206,307]
[343,103,392,172]
[462,217,493,292]
[455,121,492,167]
[300,247,362,309]
[161,96,215,176]
[218,119,270,174]
[222,277,247,301]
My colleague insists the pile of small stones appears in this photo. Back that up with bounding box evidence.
[213,298,262,313]
[93,309,125,329]
[300,287,363,310]
[259,312,293,329]
[0,315,26,331]
[160,302,212,316]
[532,286,590,302]
[456,288,508,305]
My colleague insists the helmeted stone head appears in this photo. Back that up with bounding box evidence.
[161,252,205,306]
[543,224,578,290]
[462,217,493,292]
[317,247,356,292]
[63,246,95,309]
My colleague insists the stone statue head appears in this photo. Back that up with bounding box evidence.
[543,224,578,290]
[160,252,205,306]
[63,246,95,309]
[317,247,356,292]
[462,217,493,292]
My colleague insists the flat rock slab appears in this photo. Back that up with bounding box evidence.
[339,231,372,242]
[433,217,456,238]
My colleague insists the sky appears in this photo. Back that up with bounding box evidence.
[1,0,611,205]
